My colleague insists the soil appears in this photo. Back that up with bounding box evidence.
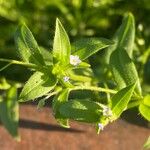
[0,104,149,150]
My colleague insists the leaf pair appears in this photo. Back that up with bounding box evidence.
[107,13,142,96]
[15,24,56,102]
[53,19,113,66]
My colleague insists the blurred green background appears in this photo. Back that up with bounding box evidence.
[0,0,150,84]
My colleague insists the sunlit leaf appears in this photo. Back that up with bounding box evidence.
[72,38,113,60]
[111,83,136,120]
[19,71,57,102]
[53,18,71,65]
[139,95,150,121]
[40,47,53,65]
[104,13,135,64]
[110,49,142,96]
[143,136,150,149]
[15,24,45,66]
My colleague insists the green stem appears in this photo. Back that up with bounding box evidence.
[0,58,38,70]
[0,62,12,71]
[69,73,92,82]
[70,86,117,94]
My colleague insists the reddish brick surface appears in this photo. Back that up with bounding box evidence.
[0,104,149,150]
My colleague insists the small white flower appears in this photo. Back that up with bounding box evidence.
[103,106,113,117]
[98,123,104,130]
[63,76,70,82]
[70,55,81,66]
[138,24,143,31]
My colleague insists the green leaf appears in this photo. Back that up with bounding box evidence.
[110,49,142,96]
[72,38,113,60]
[52,89,70,128]
[139,95,150,121]
[111,83,136,120]
[15,24,45,66]
[40,47,53,65]
[139,104,150,121]
[0,86,20,141]
[19,71,57,102]
[142,95,150,107]
[37,98,46,109]
[143,136,150,149]
[104,13,135,64]
[59,99,102,123]
[53,18,71,65]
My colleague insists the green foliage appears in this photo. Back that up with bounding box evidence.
[19,71,57,102]
[143,136,150,150]
[53,18,71,65]
[0,10,150,144]
[72,38,113,60]
[108,13,141,96]
[15,24,45,66]
[139,95,150,121]
[52,89,70,128]
[110,83,136,120]
[110,49,142,96]
[59,99,102,123]
[105,13,135,63]
[37,98,46,110]
[0,86,20,141]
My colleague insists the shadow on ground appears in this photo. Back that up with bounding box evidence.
[19,119,84,133]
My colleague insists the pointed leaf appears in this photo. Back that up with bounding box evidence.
[139,95,150,121]
[59,99,102,123]
[53,18,71,65]
[142,95,150,107]
[143,136,150,149]
[19,71,57,102]
[0,87,20,141]
[105,13,135,64]
[15,24,45,66]
[52,89,70,128]
[139,104,150,121]
[110,49,142,96]
[72,38,113,60]
[37,98,46,110]
[40,47,53,65]
[111,83,136,120]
